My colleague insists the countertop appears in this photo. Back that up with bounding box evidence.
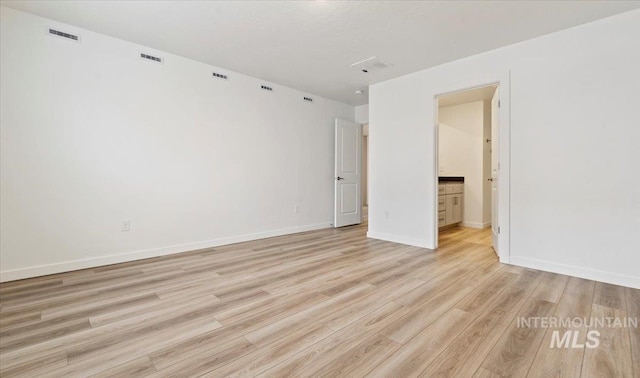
[439,176,464,183]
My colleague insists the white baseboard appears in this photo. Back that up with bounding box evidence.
[366,231,431,249]
[0,222,332,283]
[461,221,492,229]
[509,256,640,290]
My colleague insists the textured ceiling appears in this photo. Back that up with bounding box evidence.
[2,1,639,105]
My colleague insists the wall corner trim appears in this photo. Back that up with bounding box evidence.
[366,231,431,249]
[509,256,640,289]
[461,221,492,229]
[0,222,332,282]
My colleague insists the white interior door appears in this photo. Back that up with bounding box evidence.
[334,119,362,227]
[491,87,500,255]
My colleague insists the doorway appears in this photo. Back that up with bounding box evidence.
[434,81,509,262]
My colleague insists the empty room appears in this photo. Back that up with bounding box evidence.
[1,1,639,377]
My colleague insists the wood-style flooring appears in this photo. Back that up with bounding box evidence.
[1,224,638,377]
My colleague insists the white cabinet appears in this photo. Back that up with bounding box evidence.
[438,181,463,228]
[438,184,446,226]
[445,183,464,195]
[445,194,463,224]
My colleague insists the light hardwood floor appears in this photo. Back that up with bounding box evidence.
[1,225,638,377]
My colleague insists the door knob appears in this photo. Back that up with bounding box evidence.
[336,177,344,180]
[488,178,494,182]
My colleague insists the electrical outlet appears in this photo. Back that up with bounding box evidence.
[294,205,300,213]
[121,219,130,232]
[385,211,390,219]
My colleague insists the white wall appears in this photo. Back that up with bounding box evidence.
[0,7,354,281]
[438,101,485,228]
[369,9,640,288]
[355,104,369,124]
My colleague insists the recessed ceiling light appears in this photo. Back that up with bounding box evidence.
[355,90,365,95]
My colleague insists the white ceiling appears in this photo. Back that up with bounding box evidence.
[2,1,638,106]
[438,85,498,108]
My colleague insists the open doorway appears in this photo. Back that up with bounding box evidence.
[435,84,499,255]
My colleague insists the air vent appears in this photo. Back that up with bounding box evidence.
[48,28,80,42]
[261,85,273,92]
[303,97,313,102]
[350,56,393,73]
[140,53,163,64]
[212,72,228,80]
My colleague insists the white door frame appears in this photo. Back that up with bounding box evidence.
[432,75,511,264]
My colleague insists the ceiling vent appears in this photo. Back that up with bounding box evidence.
[261,85,273,92]
[212,72,228,80]
[140,53,163,64]
[350,56,392,73]
[48,28,80,42]
[303,97,313,102]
